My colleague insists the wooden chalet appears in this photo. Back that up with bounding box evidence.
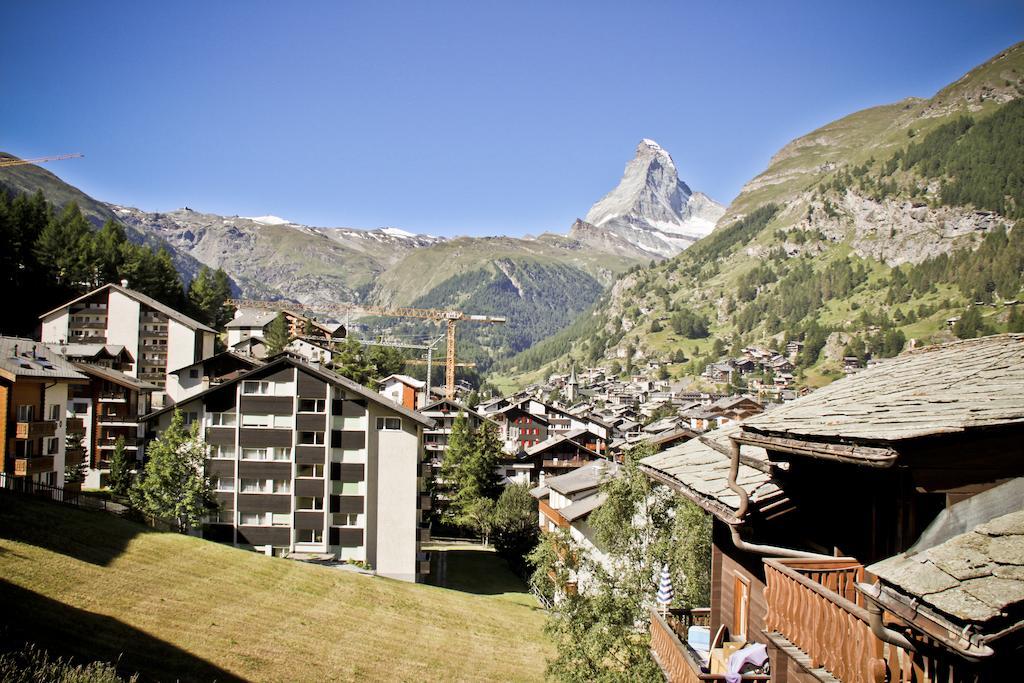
[640,334,1024,682]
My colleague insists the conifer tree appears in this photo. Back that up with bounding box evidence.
[188,266,234,329]
[108,435,133,497]
[264,312,292,355]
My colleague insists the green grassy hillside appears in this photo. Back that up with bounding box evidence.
[0,494,550,682]
[495,42,1024,390]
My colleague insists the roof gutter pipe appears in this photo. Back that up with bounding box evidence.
[725,437,836,561]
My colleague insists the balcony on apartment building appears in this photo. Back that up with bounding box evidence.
[97,411,140,426]
[15,420,57,440]
[14,455,55,477]
[66,417,85,432]
[762,557,957,683]
[650,608,770,683]
[98,391,129,403]
[97,435,139,450]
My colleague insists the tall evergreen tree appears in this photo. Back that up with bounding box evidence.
[264,312,292,355]
[108,436,133,497]
[187,266,234,329]
[34,202,93,289]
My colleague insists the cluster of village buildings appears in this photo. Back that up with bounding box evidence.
[3,279,1021,680]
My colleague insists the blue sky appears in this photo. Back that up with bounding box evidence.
[2,2,1021,236]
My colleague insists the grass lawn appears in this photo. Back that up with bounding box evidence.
[425,542,538,609]
[0,493,551,682]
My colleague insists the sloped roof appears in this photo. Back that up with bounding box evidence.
[541,460,619,497]
[524,433,602,458]
[144,356,433,427]
[0,337,87,382]
[39,283,215,333]
[741,335,1024,445]
[225,309,278,328]
[868,507,1024,628]
[639,423,785,525]
[73,362,160,391]
[378,374,426,389]
[561,492,608,522]
[51,343,130,361]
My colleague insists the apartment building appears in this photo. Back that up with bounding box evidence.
[166,350,262,404]
[67,363,157,488]
[144,355,434,582]
[226,308,345,352]
[0,337,87,487]
[39,282,217,407]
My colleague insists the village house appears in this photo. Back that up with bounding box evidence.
[640,334,1024,682]
[39,282,217,407]
[1,337,87,488]
[226,308,345,352]
[166,350,263,404]
[378,374,427,411]
[143,354,434,583]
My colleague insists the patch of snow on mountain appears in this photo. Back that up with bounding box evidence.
[247,215,292,225]
[381,227,417,238]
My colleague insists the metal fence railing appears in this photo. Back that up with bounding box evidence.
[0,475,177,532]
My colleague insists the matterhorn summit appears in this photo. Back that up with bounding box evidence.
[573,139,725,258]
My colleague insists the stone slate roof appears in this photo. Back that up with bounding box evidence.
[73,362,160,391]
[225,309,278,329]
[0,336,87,381]
[741,335,1024,444]
[868,508,1024,627]
[639,423,784,525]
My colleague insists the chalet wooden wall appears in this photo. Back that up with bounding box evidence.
[710,520,768,645]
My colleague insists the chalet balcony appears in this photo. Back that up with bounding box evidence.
[97,413,139,425]
[542,457,591,469]
[418,525,431,543]
[66,417,85,432]
[65,446,86,468]
[419,462,432,479]
[69,320,106,329]
[14,455,55,477]
[538,499,569,529]
[763,557,957,683]
[97,436,139,449]
[15,420,57,439]
[98,392,128,403]
[418,494,432,510]
[650,608,769,683]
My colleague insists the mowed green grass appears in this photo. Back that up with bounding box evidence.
[0,494,551,682]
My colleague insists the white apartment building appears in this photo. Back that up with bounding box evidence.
[39,282,217,408]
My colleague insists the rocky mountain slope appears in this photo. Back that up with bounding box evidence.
[570,139,725,259]
[495,42,1024,390]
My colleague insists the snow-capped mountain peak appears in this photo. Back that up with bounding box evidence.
[576,139,724,258]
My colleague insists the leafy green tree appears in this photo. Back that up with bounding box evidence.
[492,482,540,574]
[529,445,710,681]
[187,266,234,329]
[463,496,495,546]
[129,411,216,531]
[264,312,292,354]
[108,436,133,497]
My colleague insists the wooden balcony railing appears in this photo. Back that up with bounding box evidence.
[15,420,57,440]
[764,557,964,683]
[649,608,769,683]
[66,417,85,432]
[538,499,569,529]
[14,456,55,477]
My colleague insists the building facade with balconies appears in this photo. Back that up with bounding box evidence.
[0,337,87,488]
[144,355,433,583]
[639,335,1024,682]
[39,282,217,408]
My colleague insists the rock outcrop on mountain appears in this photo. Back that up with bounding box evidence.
[571,139,725,258]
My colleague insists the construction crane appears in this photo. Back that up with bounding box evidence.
[227,298,505,399]
[0,153,84,168]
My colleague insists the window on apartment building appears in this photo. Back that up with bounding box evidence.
[205,510,232,524]
[272,480,291,494]
[48,404,61,421]
[242,381,271,395]
[210,445,235,459]
[241,448,268,461]
[209,412,236,427]
[296,463,324,478]
[189,369,200,379]
[183,412,199,426]
[298,399,326,413]
[16,405,34,422]
[339,482,360,495]
[296,529,323,543]
[44,437,59,455]
[214,477,235,492]
[296,496,323,511]
[238,512,290,527]
[334,513,359,527]
[240,478,269,493]
[241,414,271,428]
[299,431,324,445]
[375,417,402,431]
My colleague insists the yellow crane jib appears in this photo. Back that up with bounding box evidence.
[226,298,505,399]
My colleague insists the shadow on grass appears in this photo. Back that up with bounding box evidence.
[433,548,532,597]
[0,490,152,567]
[0,580,244,682]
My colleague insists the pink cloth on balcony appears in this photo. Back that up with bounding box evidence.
[725,642,768,683]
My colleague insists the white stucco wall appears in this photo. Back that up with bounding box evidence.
[367,403,420,582]
[45,383,70,487]
[106,290,141,376]
[165,366,206,404]
[40,310,69,344]
[166,319,197,380]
